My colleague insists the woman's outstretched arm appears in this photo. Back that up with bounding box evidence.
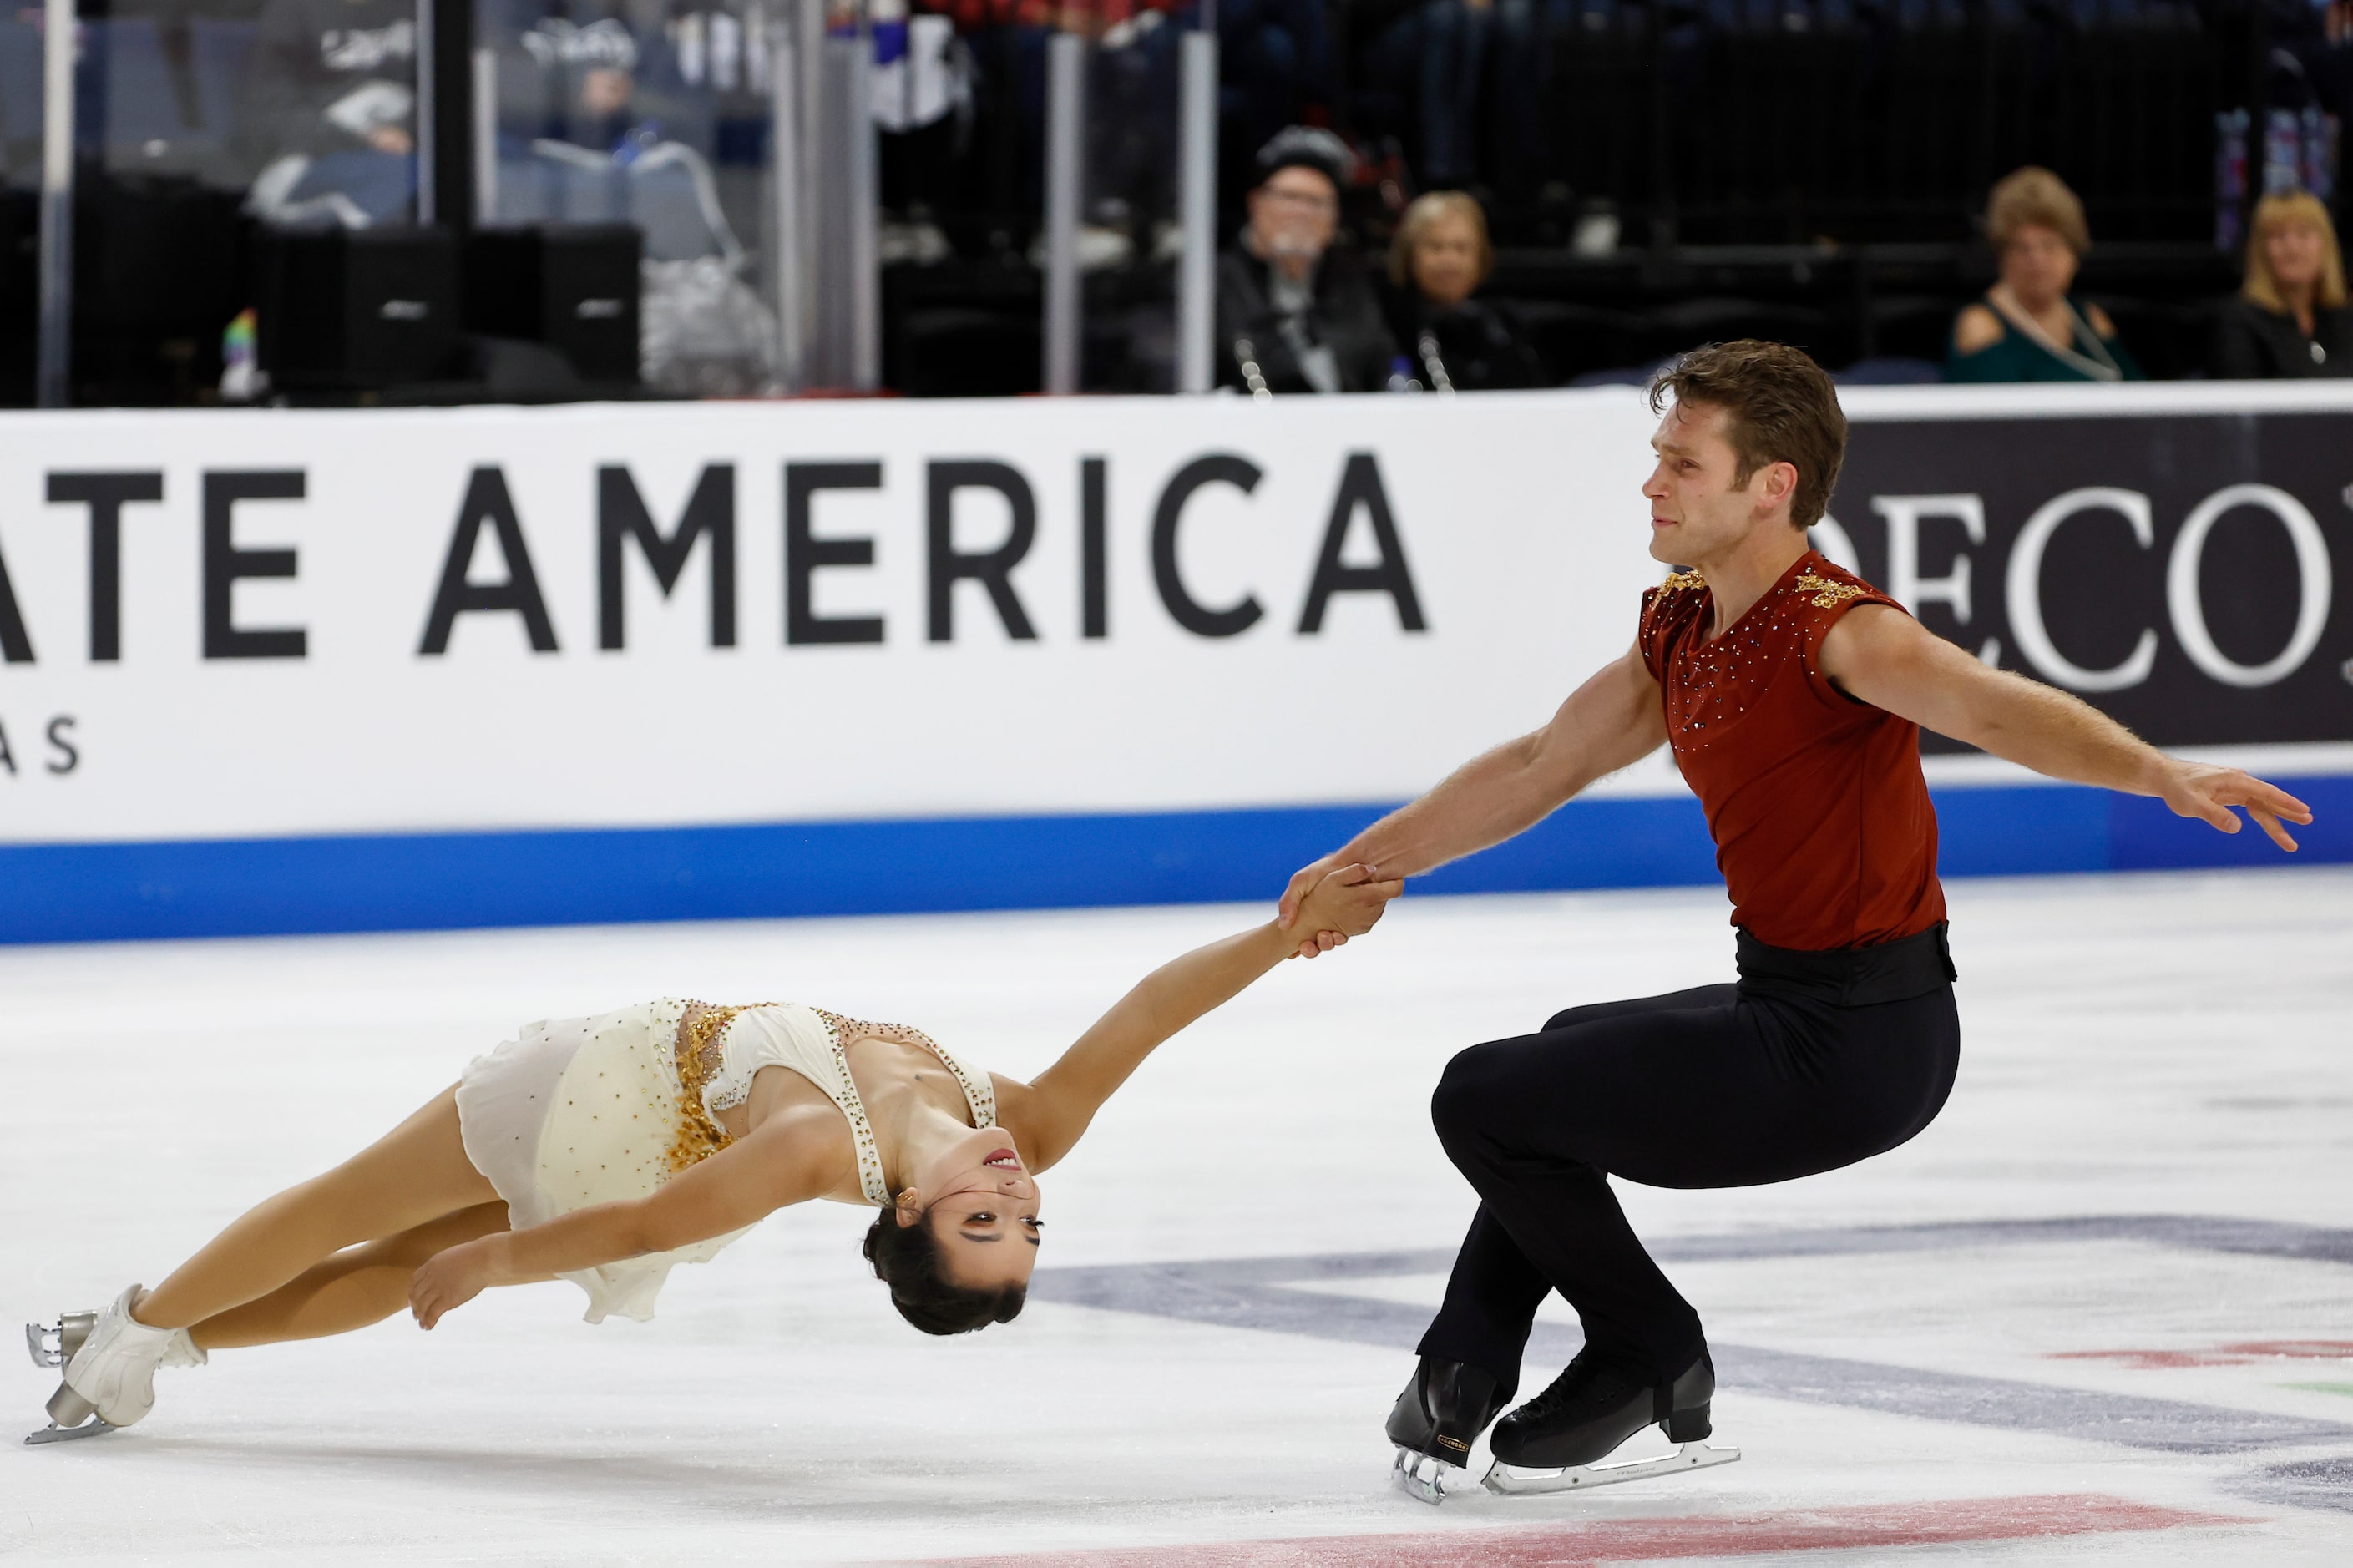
[407,1116,837,1328]
[1007,867,1400,1174]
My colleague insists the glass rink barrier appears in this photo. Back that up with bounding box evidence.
[475,0,790,395]
[3,0,414,405]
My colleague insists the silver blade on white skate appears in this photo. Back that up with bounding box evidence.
[1482,1438,1741,1495]
[1392,1446,1466,1505]
[25,1378,115,1446]
[26,1414,117,1445]
[26,1321,64,1369]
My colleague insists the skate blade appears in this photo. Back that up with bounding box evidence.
[25,1322,63,1370]
[24,1419,116,1446]
[1392,1447,1465,1505]
[1482,1439,1742,1495]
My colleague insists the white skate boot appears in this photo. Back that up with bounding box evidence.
[25,1286,203,1444]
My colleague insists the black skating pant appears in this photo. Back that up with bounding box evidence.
[1417,923,1961,1393]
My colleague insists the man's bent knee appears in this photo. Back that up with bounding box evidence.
[1430,1041,1518,1148]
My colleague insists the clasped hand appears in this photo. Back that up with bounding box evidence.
[1278,859,1402,959]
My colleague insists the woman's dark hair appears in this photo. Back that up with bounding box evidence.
[862,1209,1028,1337]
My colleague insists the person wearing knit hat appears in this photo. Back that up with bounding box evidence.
[1213,128,1399,395]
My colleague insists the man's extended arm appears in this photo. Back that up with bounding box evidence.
[1819,604,2312,849]
[1277,645,1668,949]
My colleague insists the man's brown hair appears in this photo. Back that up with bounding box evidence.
[1647,340,1847,530]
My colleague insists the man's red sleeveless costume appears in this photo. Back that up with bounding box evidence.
[1413,549,1963,1425]
[1641,550,1946,949]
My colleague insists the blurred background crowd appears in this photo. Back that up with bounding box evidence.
[2,0,2348,403]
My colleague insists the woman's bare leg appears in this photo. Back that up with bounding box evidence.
[189,1203,512,1350]
[135,1086,499,1331]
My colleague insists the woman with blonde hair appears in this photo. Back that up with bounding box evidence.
[2214,190,2351,378]
[1947,166,2143,382]
[1384,190,1547,391]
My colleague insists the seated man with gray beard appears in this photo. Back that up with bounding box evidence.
[1216,128,1400,395]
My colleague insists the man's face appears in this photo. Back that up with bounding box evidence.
[1641,400,1789,565]
[1247,166,1339,266]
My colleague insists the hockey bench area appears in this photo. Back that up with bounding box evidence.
[7,866,2351,1564]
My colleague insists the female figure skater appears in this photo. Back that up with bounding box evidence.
[29,866,1396,1441]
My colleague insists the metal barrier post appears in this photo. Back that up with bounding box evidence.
[471,46,498,224]
[1042,29,1085,395]
[36,0,74,407]
[1175,28,1218,394]
[846,3,879,392]
[769,0,807,391]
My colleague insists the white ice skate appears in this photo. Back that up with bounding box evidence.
[1481,1434,1742,1495]
[25,1286,203,1444]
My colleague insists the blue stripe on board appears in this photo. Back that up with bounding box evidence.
[1,776,2345,943]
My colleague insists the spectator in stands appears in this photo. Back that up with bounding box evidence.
[1217,128,1398,394]
[1947,167,2143,383]
[1386,191,1548,390]
[245,0,421,225]
[2213,190,2351,379]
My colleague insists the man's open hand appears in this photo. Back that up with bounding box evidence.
[2157,761,2313,852]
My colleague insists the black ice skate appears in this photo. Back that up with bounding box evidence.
[24,1312,115,1445]
[1384,1356,1506,1505]
[1480,1347,1738,1495]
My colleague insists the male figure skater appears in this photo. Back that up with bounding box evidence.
[1277,340,2313,1499]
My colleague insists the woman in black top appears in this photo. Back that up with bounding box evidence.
[1386,191,1547,392]
[2214,190,2352,379]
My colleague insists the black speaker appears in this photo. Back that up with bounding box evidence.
[256,227,460,390]
[466,224,641,383]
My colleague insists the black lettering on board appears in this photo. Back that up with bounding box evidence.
[419,467,560,655]
[1080,457,1107,640]
[48,472,163,661]
[598,464,736,650]
[46,715,77,775]
[0,720,13,774]
[1152,455,1264,638]
[785,462,884,645]
[926,460,1038,643]
[1298,453,1427,635]
[0,538,31,664]
[202,471,307,660]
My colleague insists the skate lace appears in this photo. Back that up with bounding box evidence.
[1517,1353,1632,1422]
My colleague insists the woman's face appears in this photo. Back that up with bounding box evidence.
[2001,223,2079,309]
[2264,220,2327,294]
[904,1124,1041,1292]
[1412,214,1484,308]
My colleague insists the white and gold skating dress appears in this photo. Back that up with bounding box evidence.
[453,999,996,1323]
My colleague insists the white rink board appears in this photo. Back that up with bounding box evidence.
[0,392,1667,844]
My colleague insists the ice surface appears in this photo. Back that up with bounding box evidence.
[6,867,2351,1563]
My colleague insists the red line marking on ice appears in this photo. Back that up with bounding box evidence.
[906,1493,2244,1566]
[2052,1338,2353,1370]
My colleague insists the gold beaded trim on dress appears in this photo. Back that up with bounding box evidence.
[1659,570,1707,592]
[1791,573,1866,609]
[664,1003,994,1205]
[666,1001,777,1174]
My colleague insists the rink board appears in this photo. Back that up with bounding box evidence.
[1,382,2348,941]
[2,776,2348,942]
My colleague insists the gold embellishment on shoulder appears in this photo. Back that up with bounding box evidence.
[1791,573,1867,609]
[1658,570,1707,593]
